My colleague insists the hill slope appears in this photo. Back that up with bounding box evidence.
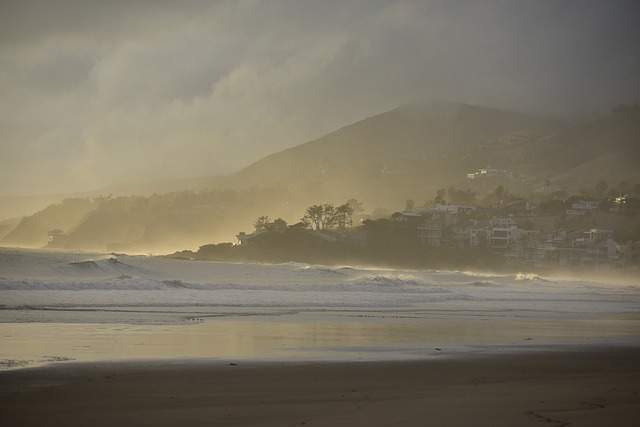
[520,105,640,190]
[209,102,562,207]
[3,102,639,253]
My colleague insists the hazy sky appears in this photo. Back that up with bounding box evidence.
[1,0,639,196]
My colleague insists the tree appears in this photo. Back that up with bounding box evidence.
[272,218,287,232]
[346,198,365,216]
[303,204,340,231]
[434,189,446,205]
[321,204,337,230]
[334,203,354,230]
[303,205,324,230]
[254,216,270,233]
[405,199,415,211]
[447,188,476,204]
[302,203,356,231]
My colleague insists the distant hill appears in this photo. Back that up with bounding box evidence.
[208,102,562,208]
[210,101,640,207]
[2,102,638,253]
[0,176,213,222]
[519,105,640,191]
[1,198,98,248]
[0,194,72,222]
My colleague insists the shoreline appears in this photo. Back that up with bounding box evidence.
[3,308,639,371]
[2,346,639,426]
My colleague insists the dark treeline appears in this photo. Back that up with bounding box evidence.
[171,217,501,271]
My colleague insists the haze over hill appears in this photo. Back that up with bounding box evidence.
[210,102,562,207]
[0,176,213,220]
[2,101,638,253]
[3,1,640,201]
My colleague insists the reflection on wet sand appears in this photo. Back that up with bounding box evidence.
[2,310,639,369]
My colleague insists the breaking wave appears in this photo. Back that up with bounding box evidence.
[0,273,450,295]
[56,257,148,277]
[514,272,549,282]
[296,264,347,276]
[347,275,448,294]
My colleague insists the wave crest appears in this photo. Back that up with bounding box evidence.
[514,272,548,282]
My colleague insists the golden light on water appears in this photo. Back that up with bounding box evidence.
[2,311,639,369]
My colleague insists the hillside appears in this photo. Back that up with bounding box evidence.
[1,198,98,248]
[209,102,562,208]
[520,105,640,190]
[2,102,638,253]
[0,176,213,222]
[210,102,639,207]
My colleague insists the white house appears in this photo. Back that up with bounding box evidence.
[435,203,476,214]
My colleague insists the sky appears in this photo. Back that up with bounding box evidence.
[1,0,639,197]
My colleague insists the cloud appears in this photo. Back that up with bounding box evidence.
[1,0,639,196]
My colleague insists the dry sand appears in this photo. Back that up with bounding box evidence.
[1,347,639,426]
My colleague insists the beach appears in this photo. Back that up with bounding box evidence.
[1,249,639,425]
[2,347,639,426]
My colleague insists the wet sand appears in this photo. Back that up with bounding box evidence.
[2,347,639,427]
[3,309,639,369]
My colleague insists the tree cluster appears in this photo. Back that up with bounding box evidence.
[302,203,353,231]
[254,216,287,233]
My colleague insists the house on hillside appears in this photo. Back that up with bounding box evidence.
[574,229,619,266]
[583,236,623,267]
[480,168,512,178]
[614,193,640,213]
[447,219,476,249]
[469,221,491,247]
[391,211,424,225]
[435,204,476,214]
[504,236,541,265]
[502,199,537,217]
[490,217,518,228]
[565,196,600,216]
[236,231,256,245]
[527,228,586,268]
[488,226,521,255]
[485,218,540,255]
[546,228,568,243]
[417,209,451,246]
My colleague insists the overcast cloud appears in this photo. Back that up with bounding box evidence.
[1,0,639,196]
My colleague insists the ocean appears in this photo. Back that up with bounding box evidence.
[1,247,639,368]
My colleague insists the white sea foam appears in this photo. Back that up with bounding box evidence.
[514,272,549,282]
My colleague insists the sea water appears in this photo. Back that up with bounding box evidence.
[1,247,639,367]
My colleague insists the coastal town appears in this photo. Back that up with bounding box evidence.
[233,189,640,272]
[389,194,640,270]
